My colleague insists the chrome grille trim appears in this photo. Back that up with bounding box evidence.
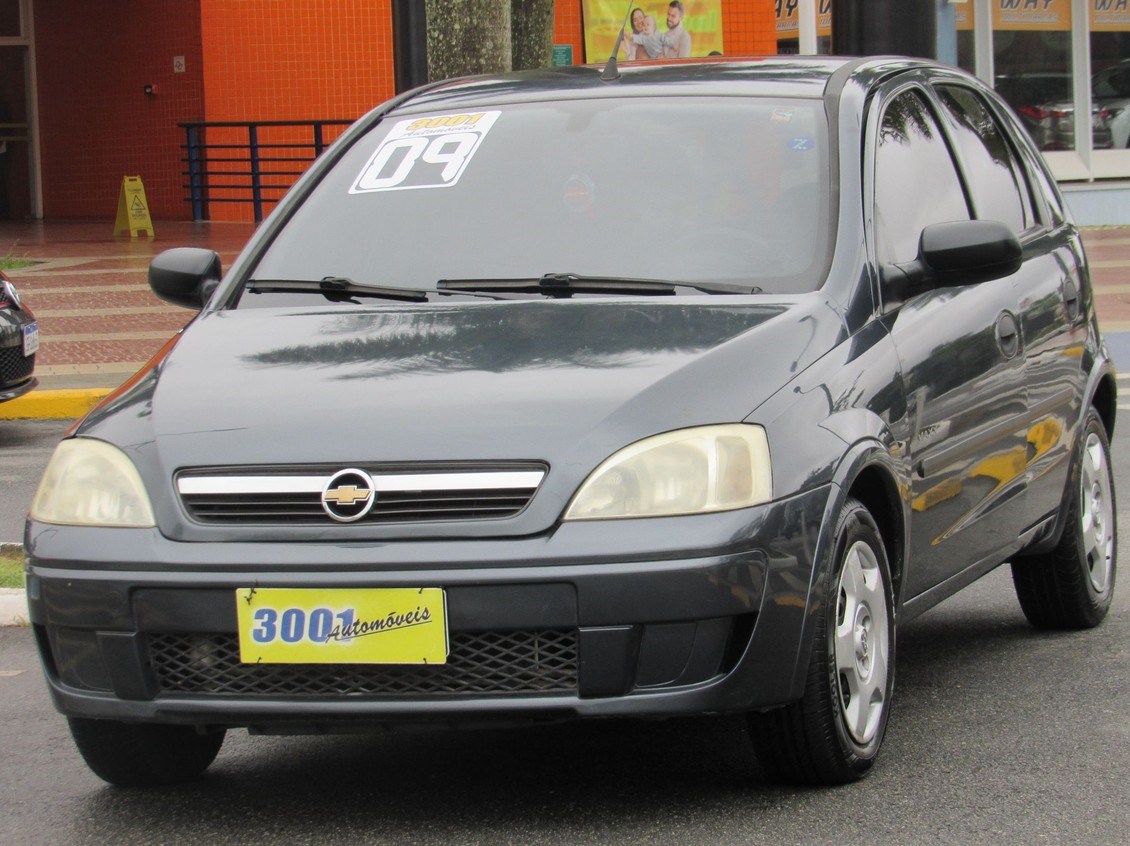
[178,471,545,496]
[176,464,546,525]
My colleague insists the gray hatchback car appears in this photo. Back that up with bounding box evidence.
[26,57,1117,787]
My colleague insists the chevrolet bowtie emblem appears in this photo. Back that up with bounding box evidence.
[321,469,377,522]
[324,485,371,507]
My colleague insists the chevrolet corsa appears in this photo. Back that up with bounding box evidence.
[26,57,1118,787]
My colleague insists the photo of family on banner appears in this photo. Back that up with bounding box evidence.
[581,0,724,62]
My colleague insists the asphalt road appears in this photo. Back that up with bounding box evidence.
[0,418,69,544]
[0,421,1127,845]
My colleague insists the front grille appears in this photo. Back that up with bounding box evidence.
[0,344,34,387]
[177,463,546,525]
[148,630,578,697]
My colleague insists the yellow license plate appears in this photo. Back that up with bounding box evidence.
[235,587,448,665]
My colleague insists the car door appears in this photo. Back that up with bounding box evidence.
[871,83,1030,601]
[933,79,1083,540]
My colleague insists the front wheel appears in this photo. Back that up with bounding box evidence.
[68,717,225,787]
[1012,408,1116,629]
[747,498,896,785]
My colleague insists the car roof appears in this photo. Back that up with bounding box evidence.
[393,56,905,113]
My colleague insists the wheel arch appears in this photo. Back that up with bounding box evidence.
[785,439,908,699]
[1090,367,1117,440]
[845,461,907,604]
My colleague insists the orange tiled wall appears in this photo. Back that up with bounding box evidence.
[34,0,205,220]
[33,0,776,222]
[199,0,396,222]
[721,0,777,56]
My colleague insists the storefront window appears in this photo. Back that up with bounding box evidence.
[992,0,1075,152]
[955,2,976,74]
[775,0,832,55]
[0,0,21,38]
[1090,2,1130,150]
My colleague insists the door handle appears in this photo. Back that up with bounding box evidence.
[995,311,1021,359]
[1062,277,1081,321]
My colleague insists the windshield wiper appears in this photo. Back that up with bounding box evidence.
[437,273,760,298]
[245,277,431,303]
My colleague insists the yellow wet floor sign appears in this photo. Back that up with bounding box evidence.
[113,175,154,237]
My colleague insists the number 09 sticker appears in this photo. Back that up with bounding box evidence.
[350,111,500,194]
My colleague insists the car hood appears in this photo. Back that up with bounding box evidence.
[79,298,844,536]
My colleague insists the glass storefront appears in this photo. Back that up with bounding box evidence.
[785,1,1130,182]
[1090,2,1130,150]
[992,2,1077,152]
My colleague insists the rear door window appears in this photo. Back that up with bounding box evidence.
[935,85,1033,234]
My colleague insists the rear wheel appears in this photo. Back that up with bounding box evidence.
[1012,408,1116,629]
[68,717,225,787]
[747,498,895,785]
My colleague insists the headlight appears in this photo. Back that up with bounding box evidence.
[0,276,21,309]
[564,424,772,520]
[30,438,156,527]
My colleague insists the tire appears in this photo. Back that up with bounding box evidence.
[68,717,225,787]
[1011,408,1117,630]
[747,498,896,785]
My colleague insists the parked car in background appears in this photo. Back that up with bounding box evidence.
[1093,59,1130,147]
[995,71,1114,150]
[26,57,1117,789]
[0,273,38,403]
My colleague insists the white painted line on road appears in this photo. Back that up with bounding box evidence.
[1083,237,1130,246]
[15,283,151,294]
[9,267,149,277]
[38,362,147,376]
[0,671,24,678]
[34,306,181,318]
[42,331,175,343]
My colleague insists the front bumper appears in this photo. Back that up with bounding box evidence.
[26,485,831,730]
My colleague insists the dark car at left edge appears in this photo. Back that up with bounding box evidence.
[0,272,37,403]
[23,56,1117,789]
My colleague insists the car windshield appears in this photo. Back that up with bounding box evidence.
[248,97,833,300]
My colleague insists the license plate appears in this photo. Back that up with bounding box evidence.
[22,322,38,356]
[235,587,448,665]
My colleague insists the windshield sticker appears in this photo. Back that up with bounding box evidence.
[350,111,501,194]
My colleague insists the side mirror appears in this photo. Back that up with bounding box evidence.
[148,248,222,310]
[882,219,1023,302]
[919,219,1023,283]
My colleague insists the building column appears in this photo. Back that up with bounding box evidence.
[832,0,938,59]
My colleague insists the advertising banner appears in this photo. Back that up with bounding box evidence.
[956,3,973,31]
[582,0,724,62]
[1091,0,1130,33]
[992,0,1072,32]
[776,0,832,40]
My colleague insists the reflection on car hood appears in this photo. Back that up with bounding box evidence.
[81,299,841,471]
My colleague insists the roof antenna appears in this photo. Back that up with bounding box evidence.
[601,1,635,81]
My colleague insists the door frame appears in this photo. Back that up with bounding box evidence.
[0,0,41,218]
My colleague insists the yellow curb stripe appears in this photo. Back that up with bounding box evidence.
[0,389,111,420]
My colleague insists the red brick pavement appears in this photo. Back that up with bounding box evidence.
[2,220,255,388]
[2,219,1129,391]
